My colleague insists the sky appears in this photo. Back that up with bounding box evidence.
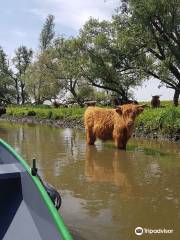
[0,0,174,101]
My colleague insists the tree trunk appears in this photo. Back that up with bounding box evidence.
[16,93,20,105]
[21,85,25,105]
[173,89,180,106]
[15,79,20,105]
[70,88,84,107]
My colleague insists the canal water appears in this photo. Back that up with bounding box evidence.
[0,121,180,240]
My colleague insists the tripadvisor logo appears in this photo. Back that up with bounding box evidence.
[135,227,143,236]
[135,226,174,236]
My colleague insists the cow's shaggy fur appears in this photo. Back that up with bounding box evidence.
[84,104,144,149]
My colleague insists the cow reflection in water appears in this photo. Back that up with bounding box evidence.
[85,146,132,198]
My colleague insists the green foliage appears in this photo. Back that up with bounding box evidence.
[77,85,95,101]
[27,110,36,116]
[0,45,33,105]
[115,0,180,105]
[13,46,33,74]
[136,106,180,134]
[35,104,51,109]
[39,15,55,51]
[25,52,59,103]
[47,110,53,119]
[12,46,33,104]
[79,18,143,100]
[7,106,85,120]
[93,90,109,103]
[45,37,86,106]
[0,47,15,103]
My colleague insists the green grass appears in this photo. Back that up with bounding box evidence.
[136,106,180,135]
[6,106,84,121]
[139,100,176,107]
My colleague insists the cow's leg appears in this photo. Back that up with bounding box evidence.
[115,140,126,150]
[86,128,96,145]
[114,136,127,150]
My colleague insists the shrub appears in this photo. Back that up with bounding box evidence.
[47,110,53,119]
[27,110,36,116]
[136,106,180,134]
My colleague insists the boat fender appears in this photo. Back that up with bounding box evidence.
[31,158,61,209]
[43,182,62,210]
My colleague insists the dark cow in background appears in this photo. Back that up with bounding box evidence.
[151,95,161,108]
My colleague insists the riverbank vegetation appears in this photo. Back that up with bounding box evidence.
[0,0,180,107]
[136,106,180,140]
[6,105,84,121]
[4,103,180,141]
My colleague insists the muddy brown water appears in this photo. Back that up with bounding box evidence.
[0,121,180,240]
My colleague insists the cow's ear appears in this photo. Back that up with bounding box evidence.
[115,107,122,114]
[137,106,144,114]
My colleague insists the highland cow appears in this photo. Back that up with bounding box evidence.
[84,104,144,149]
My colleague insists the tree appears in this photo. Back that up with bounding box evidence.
[79,18,144,102]
[47,37,86,106]
[25,14,57,104]
[77,84,95,102]
[25,53,60,104]
[0,47,15,103]
[115,0,180,106]
[39,15,55,51]
[12,46,33,104]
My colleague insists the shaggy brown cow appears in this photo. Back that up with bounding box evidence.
[84,104,144,149]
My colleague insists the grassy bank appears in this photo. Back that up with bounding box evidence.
[135,106,180,139]
[4,104,180,140]
[6,105,84,121]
